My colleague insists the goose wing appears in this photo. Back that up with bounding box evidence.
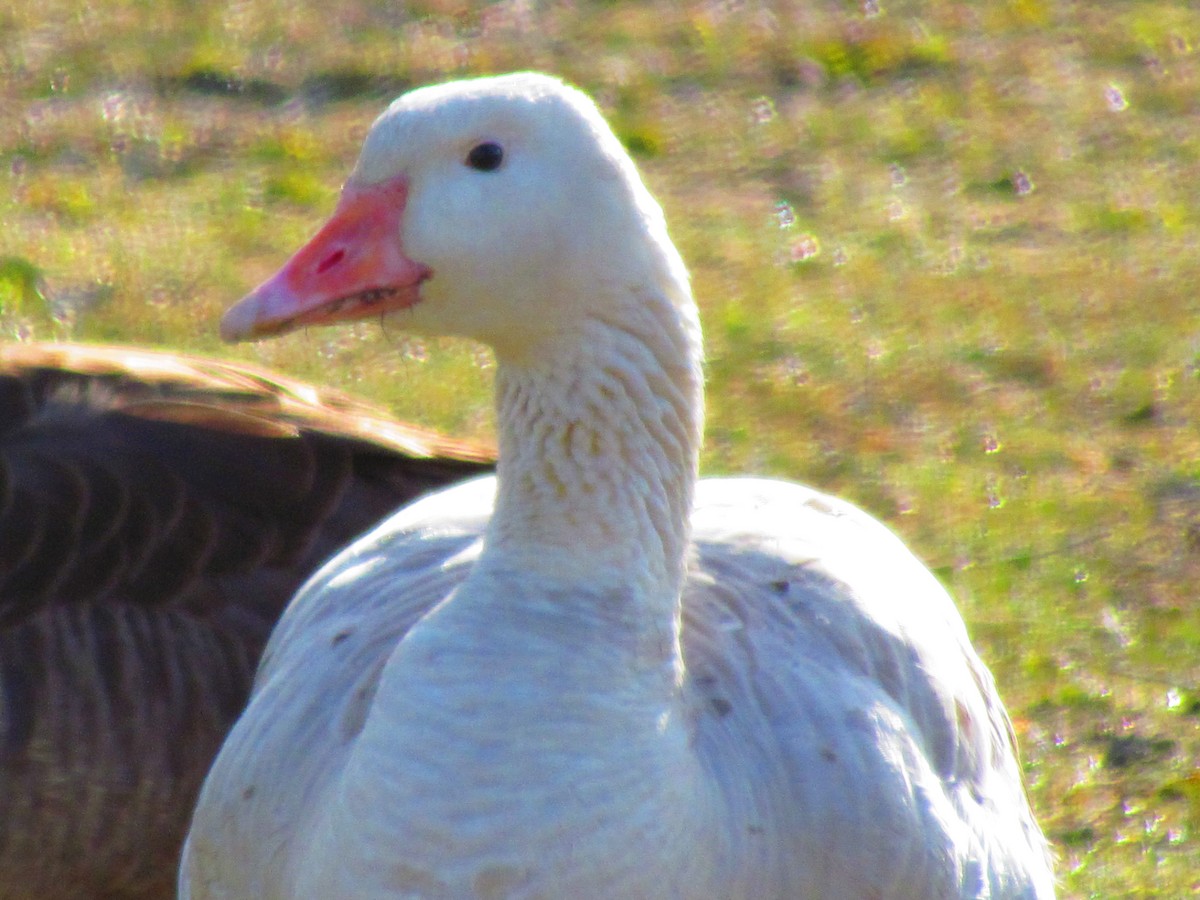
[0,342,492,900]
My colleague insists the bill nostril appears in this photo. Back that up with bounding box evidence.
[317,249,346,275]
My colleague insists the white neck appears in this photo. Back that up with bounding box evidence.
[324,279,716,893]
[484,286,704,619]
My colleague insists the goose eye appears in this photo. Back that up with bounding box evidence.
[466,142,504,172]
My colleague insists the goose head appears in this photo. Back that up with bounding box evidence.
[221,72,691,363]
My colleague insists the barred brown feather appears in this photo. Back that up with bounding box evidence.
[0,342,493,900]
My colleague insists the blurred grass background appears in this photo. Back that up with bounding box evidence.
[2,0,1199,895]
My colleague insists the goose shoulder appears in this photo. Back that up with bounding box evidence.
[179,475,496,897]
[681,477,1043,895]
[0,341,492,618]
[0,341,493,900]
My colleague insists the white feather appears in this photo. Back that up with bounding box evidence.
[182,72,1055,899]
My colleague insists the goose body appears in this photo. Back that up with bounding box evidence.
[0,342,492,899]
[182,73,1055,898]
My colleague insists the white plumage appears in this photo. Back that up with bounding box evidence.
[181,72,1055,898]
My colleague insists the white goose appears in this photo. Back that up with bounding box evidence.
[181,72,1055,898]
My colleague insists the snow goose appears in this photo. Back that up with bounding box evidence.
[181,72,1055,898]
[0,342,491,900]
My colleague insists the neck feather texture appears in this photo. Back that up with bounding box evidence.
[484,285,704,616]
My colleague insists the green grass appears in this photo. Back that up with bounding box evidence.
[3,1,1200,895]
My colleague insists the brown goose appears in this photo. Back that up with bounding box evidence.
[0,341,493,900]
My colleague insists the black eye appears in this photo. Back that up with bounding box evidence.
[466,142,504,172]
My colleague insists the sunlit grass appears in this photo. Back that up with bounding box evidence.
[3,1,1200,895]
